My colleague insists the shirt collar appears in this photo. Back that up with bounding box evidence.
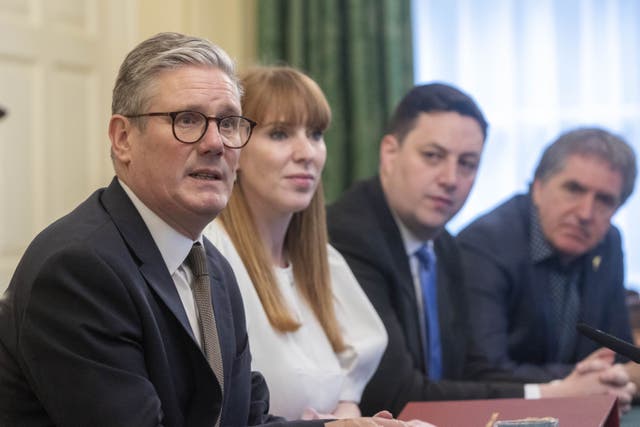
[530,203,555,264]
[529,201,585,272]
[119,178,201,275]
[390,208,434,257]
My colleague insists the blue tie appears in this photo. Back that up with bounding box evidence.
[415,244,442,380]
[415,243,442,380]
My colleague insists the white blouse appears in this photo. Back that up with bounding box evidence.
[204,220,387,420]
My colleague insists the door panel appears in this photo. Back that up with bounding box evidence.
[0,0,132,291]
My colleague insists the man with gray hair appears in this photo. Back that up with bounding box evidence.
[458,127,637,384]
[0,32,406,427]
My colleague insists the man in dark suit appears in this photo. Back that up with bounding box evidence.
[0,32,402,427]
[457,127,637,383]
[327,83,635,416]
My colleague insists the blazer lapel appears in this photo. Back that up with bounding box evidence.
[369,178,418,304]
[577,246,606,332]
[100,178,197,343]
[368,177,425,367]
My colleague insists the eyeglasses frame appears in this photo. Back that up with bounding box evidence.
[125,111,257,149]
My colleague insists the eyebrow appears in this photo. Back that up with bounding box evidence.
[563,179,620,202]
[262,121,295,127]
[424,142,481,157]
[179,104,241,116]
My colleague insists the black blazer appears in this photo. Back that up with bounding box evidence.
[327,177,523,416]
[457,193,633,381]
[0,178,323,427]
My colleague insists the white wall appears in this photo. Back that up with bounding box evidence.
[0,0,256,292]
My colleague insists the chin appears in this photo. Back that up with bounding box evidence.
[422,212,450,229]
[197,197,229,216]
[285,196,315,212]
[555,241,591,259]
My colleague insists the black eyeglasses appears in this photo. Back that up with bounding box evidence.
[126,111,257,148]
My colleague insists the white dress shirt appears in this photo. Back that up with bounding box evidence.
[204,220,388,419]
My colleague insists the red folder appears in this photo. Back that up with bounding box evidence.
[398,395,619,427]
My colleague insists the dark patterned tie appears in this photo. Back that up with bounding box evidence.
[415,244,442,380]
[549,267,580,362]
[186,243,224,402]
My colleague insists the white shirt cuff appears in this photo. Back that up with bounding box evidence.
[524,383,541,399]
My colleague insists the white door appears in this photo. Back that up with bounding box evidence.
[0,0,134,291]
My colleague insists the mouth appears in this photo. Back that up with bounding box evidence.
[561,223,590,240]
[286,173,315,179]
[188,170,223,181]
[429,195,453,206]
[285,174,316,184]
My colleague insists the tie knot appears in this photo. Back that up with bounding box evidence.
[415,243,436,269]
[187,242,209,279]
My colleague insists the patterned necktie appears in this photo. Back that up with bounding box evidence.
[549,266,580,362]
[186,243,224,398]
[415,244,442,380]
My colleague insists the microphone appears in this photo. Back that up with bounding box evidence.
[576,322,640,363]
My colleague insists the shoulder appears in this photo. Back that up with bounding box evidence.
[327,177,396,258]
[602,224,623,249]
[457,194,530,252]
[327,243,381,314]
[589,224,624,265]
[202,220,261,311]
[327,244,367,296]
[203,220,245,276]
[327,177,381,228]
[12,188,131,287]
[327,244,388,344]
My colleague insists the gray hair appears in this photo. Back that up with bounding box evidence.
[111,32,240,118]
[534,127,637,205]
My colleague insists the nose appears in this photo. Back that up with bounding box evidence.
[292,134,315,162]
[437,157,458,191]
[197,121,225,155]
[576,194,596,222]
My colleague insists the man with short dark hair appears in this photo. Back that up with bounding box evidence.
[327,84,635,416]
[457,127,637,382]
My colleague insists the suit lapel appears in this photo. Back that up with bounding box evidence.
[369,178,418,304]
[577,246,605,330]
[368,178,425,368]
[100,178,197,343]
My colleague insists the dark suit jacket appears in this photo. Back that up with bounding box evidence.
[0,178,323,427]
[327,177,523,416]
[457,193,633,381]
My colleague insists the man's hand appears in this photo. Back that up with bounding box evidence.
[623,361,640,397]
[540,362,636,414]
[574,347,616,374]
